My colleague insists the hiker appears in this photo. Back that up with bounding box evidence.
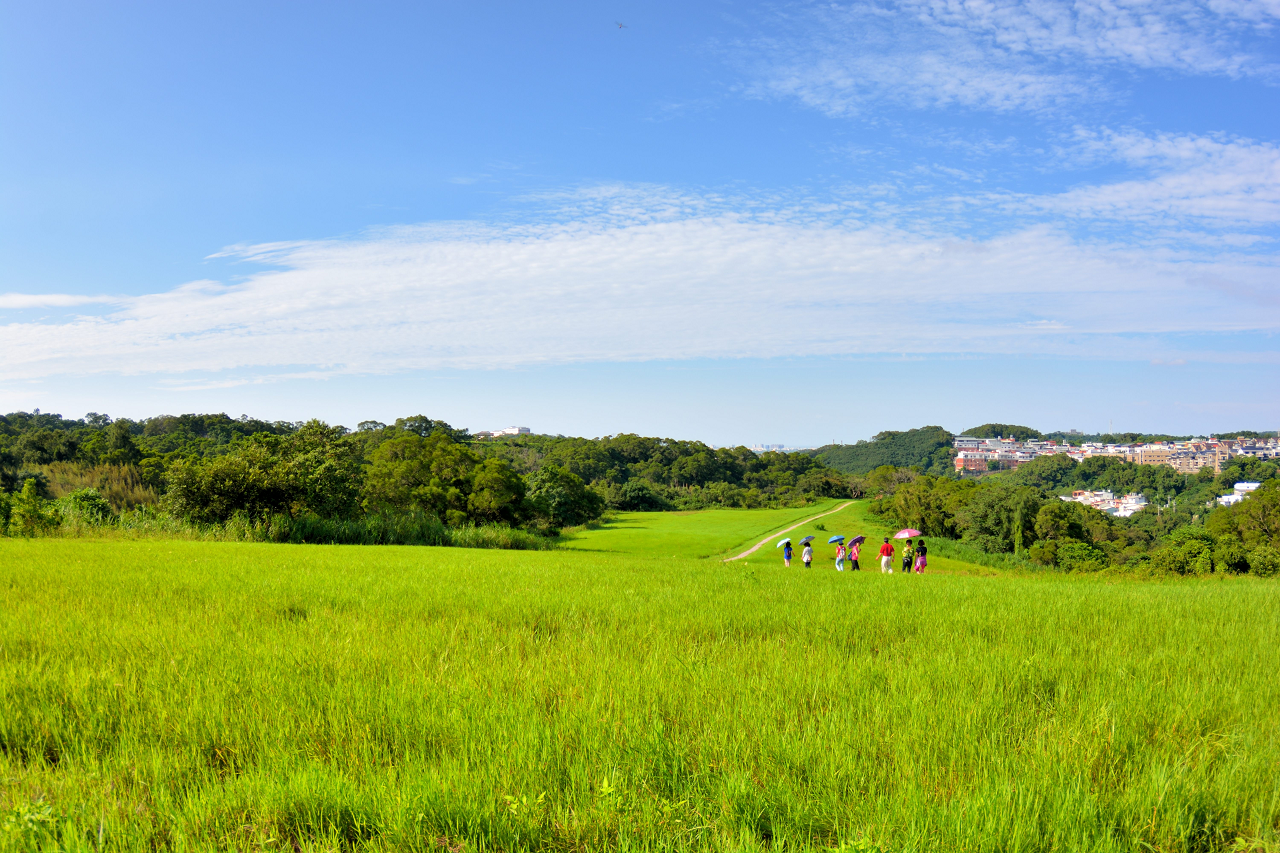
[848,539,861,570]
[914,540,927,573]
[783,541,793,567]
[802,541,813,568]
[835,542,845,571]
[901,539,915,574]
[878,538,894,573]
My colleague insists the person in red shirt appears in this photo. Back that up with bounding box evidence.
[878,538,894,573]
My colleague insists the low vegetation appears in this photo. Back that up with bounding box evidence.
[1,516,1276,851]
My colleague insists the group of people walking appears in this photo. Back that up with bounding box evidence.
[781,535,926,573]
[878,537,927,573]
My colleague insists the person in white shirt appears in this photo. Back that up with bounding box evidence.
[802,543,813,568]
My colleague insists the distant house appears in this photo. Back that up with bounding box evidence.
[475,426,531,439]
[1217,482,1262,507]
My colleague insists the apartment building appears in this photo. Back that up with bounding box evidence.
[954,434,1277,475]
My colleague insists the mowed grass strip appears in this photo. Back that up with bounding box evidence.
[1,537,1277,852]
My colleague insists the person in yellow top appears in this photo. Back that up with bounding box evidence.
[901,539,915,574]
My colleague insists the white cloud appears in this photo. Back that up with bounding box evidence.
[746,0,1280,118]
[906,0,1280,77]
[0,293,118,309]
[1021,130,1280,225]
[747,5,1090,116]
[1,194,1276,381]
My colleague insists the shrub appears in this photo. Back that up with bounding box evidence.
[62,487,112,521]
[1149,538,1213,575]
[605,478,673,512]
[1248,545,1280,578]
[1027,539,1057,566]
[1214,537,1249,574]
[527,465,605,529]
[10,479,58,536]
[1150,546,1187,575]
[1056,540,1108,572]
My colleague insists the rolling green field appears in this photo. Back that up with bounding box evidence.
[2,504,1278,852]
[560,500,855,559]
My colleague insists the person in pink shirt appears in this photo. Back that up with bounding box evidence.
[914,540,928,573]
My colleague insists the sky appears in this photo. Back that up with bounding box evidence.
[1,0,1278,445]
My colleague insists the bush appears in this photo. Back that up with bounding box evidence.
[1214,537,1249,574]
[607,479,673,511]
[1148,538,1215,575]
[1027,539,1057,566]
[527,465,605,529]
[1056,540,1108,573]
[62,487,112,521]
[10,479,58,536]
[1248,545,1280,578]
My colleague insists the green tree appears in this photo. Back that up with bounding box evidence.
[962,423,1044,441]
[1014,454,1077,490]
[163,445,293,523]
[276,421,364,520]
[955,485,1043,554]
[1248,545,1280,578]
[102,422,143,466]
[362,432,479,525]
[467,458,526,525]
[526,465,605,529]
[606,479,673,511]
[1056,540,1108,572]
[11,478,58,536]
[1235,482,1280,548]
[1214,537,1249,573]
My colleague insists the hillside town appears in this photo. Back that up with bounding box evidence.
[1061,490,1149,518]
[955,435,1280,476]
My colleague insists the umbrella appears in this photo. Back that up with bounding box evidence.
[848,535,866,546]
[799,535,815,545]
[894,528,923,539]
[827,535,845,544]
[775,538,791,548]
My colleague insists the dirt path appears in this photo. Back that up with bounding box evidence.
[722,501,855,562]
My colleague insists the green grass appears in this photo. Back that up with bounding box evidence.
[2,506,1278,852]
[561,500,852,559]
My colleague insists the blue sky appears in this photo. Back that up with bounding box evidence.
[2,0,1278,443]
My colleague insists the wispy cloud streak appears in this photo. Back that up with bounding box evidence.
[1,192,1276,381]
[746,0,1280,118]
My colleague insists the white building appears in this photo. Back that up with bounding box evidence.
[1218,482,1263,506]
[474,426,532,438]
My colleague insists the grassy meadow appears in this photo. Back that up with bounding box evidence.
[1,504,1278,852]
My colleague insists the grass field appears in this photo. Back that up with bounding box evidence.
[2,503,1278,852]
[560,500,854,559]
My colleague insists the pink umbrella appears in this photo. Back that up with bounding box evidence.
[894,528,922,539]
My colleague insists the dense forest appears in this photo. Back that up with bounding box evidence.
[0,410,854,546]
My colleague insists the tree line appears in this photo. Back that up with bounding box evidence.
[0,411,858,541]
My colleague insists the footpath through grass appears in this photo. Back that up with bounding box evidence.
[563,501,992,576]
[1,512,1278,851]
[560,500,851,560]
